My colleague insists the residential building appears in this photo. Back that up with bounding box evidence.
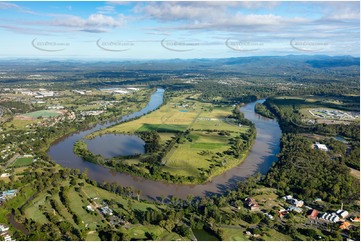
[244,197,259,211]
[307,209,319,219]
[315,143,328,151]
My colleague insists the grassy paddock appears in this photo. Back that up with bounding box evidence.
[22,110,62,118]
[11,157,33,168]
[85,93,253,183]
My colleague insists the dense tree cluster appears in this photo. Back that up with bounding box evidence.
[255,103,275,119]
[265,134,359,203]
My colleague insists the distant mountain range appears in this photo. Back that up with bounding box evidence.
[0,55,359,75]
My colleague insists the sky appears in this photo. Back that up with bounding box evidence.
[0,1,359,59]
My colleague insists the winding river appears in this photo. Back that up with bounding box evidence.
[48,89,282,201]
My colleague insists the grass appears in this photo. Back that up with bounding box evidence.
[67,187,104,230]
[190,142,227,149]
[0,185,38,224]
[22,110,61,118]
[261,229,293,241]
[137,124,188,132]
[76,104,102,111]
[86,232,101,241]
[11,157,33,168]
[4,119,38,130]
[219,227,249,240]
[24,191,50,224]
[81,183,161,212]
[158,133,175,144]
[85,93,252,183]
[87,95,203,137]
[121,224,184,241]
[162,130,247,178]
[53,192,78,226]
[350,167,360,179]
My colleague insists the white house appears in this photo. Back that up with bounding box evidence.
[336,210,349,218]
[315,143,328,151]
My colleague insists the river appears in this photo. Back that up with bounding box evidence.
[48,89,281,201]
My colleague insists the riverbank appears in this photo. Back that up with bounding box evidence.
[71,92,256,185]
[48,94,281,200]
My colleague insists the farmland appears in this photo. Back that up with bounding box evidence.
[85,92,253,183]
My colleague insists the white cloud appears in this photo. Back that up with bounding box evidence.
[53,14,124,28]
[0,1,36,14]
[97,5,116,14]
[0,2,18,9]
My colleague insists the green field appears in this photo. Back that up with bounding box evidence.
[120,224,183,241]
[138,123,188,132]
[22,178,182,241]
[4,119,38,129]
[22,110,62,118]
[86,93,252,183]
[11,157,33,168]
[88,95,202,135]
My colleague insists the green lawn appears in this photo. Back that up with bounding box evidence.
[4,119,38,130]
[219,227,249,240]
[162,130,247,178]
[24,191,50,224]
[190,143,227,149]
[81,183,161,212]
[121,224,185,241]
[22,110,61,118]
[137,124,188,132]
[11,157,33,168]
[67,187,103,230]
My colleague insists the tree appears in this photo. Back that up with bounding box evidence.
[136,189,141,201]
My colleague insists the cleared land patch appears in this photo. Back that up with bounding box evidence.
[85,94,253,183]
[11,157,33,168]
[18,110,63,119]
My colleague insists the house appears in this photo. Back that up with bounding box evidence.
[339,222,351,230]
[289,199,304,207]
[37,91,54,97]
[315,143,328,151]
[0,225,9,232]
[336,210,349,218]
[321,213,340,223]
[244,197,259,211]
[264,213,274,220]
[287,206,302,213]
[282,195,293,201]
[350,217,360,222]
[86,205,94,212]
[0,190,18,200]
[278,209,289,219]
[286,197,304,207]
[101,206,113,216]
[307,209,319,219]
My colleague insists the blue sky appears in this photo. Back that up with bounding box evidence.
[0,1,359,59]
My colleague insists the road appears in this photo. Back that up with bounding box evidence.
[2,153,20,169]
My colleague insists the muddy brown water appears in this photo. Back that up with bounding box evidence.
[48,89,281,201]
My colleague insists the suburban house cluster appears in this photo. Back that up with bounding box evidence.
[86,198,126,227]
[0,190,18,205]
[0,224,15,241]
[244,194,359,233]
